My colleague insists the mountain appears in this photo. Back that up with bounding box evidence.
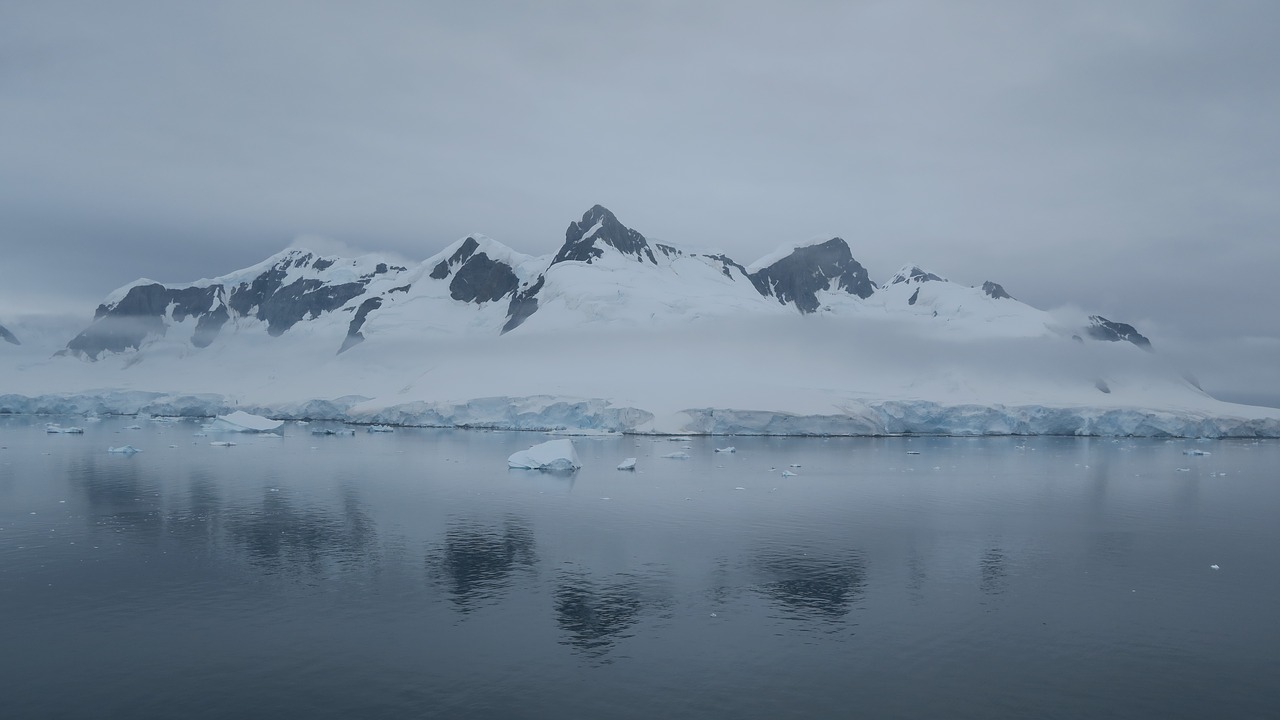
[6,204,1274,437]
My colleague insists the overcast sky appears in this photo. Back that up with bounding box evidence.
[2,1,1278,399]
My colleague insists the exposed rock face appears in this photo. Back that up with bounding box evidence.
[339,297,383,354]
[888,266,945,285]
[551,205,657,266]
[982,281,1013,300]
[502,276,544,334]
[66,250,395,359]
[1087,316,1152,350]
[428,236,522,304]
[749,238,875,313]
[0,322,19,345]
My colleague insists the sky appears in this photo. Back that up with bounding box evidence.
[2,0,1278,403]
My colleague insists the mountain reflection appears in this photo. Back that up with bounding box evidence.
[70,458,164,542]
[979,548,1008,595]
[228,488,378,571]
[755,548,867,621]
[428,516,536,613]
[554,572,653,658]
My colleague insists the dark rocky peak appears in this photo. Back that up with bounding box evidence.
[1086,316,1152,350]
[982,281,1013,300]
[888,266,946,285]
[68,283,230,359]
[749,238,875,313]
[0,322,19,345]
[502,275,545,334]
[427,236,521,305]
[552,205,656,266]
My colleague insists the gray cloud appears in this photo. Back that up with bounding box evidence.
[2,0,1278,399]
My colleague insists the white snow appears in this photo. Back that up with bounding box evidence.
[617,457,637,471]
[205,411,284,433]
[507,438,581,471]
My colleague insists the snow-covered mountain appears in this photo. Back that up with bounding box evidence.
[4,205,1277,437]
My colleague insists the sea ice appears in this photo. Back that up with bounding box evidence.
[210,441,236,447]
[508,438,580,471]
[204,411,284,433]
[1182,449,1211,456]
[108,445,141,454]
[617,457,637,471]
[715,446,736,453]
[661,451,690,460]
[366,425,394,433]
[781,470,797,477]
[45,423,85,434]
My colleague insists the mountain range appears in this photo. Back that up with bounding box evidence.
[3,205,1275,437]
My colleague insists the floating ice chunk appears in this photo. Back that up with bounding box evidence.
[715,446,736,453]
[1182,449,1211,456]
[906,451,921,455]
[45,424,85,434]
[781,470,797,477]
[205,411,284,433]
[209,441,236,447]
[108,445,141,454]
[312,428,355,436]
[661,451,690,460]
[788,463,801,468]
[508,438,580,471]
[617,457,637,471]
[1176,467,1191,472]
[366,425,394,433]
[1210,564,1220,570]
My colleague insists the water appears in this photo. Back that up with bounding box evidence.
[2,416,1278,719]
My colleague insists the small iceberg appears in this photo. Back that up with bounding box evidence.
[617,457,637,471]
[1182,449,1211,456]
[108,445,142,454]
[714,446,736,454]
[209,441,236,447]
[312,428,356,436]
[508,438,580,471]
[45,424,85,434]
[661,451,690,460]
[366,425,395,433]
[781,470,798,477]
[204,411,284,433]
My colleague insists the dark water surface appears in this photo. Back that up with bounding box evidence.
[2,416,1277,719]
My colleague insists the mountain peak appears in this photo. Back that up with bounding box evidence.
[889,265,946,285]
[981,281,1014,300]
[552,205,656,265]
[748,237,875,313]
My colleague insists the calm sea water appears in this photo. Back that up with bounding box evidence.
[1,416,1277,719]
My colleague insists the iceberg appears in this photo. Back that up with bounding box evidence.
[507,438,581,471]
[661,451,690,460]
[108,445,142,454]
[205,411,284,433]
[617,457,637,471]
[715,446,736,453]
[45,423,84,434]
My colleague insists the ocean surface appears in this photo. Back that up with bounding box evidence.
[1,416,1277,719]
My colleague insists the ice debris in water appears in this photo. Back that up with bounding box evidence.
[204,411,284,433]
[312,428,355,436]
[906,451,921,455]
[209,441,236,447]
[661,451,690,460]
[617,457,637,471]
[781,470,797,477]
[124,425,142,430]
[107,445,141,454]
[1182,449,1211,456]
[1210,564,1220,570]
[715,446,736,453]
[507,438,581,471]
[366,425,394,433]
[45,424,84,434]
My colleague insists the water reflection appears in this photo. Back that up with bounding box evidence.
[979,548,1008,595]
[428,516,536,613]
[70,458,164,543]
[228,488,378,572]
[554,571,657,658]
[755,548,867,622]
